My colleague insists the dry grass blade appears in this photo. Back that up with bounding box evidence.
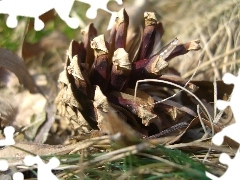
[183,46,240,79]
[0,135,111,166]
[34,102,56,143]
[197,105,208,135]
[195,22,221,80]
[166,141,235,155]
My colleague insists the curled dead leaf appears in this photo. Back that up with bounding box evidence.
[0,48,40,94]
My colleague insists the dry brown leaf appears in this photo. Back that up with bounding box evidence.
[0,67,20,91]
[0,90,46,131]
[0,48,40,94]
[0,96,17,126]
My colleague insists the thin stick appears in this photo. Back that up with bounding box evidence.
[213,76,217,119]
[195,22,221,80]
[222,21,232,74]
[197,105,207,135]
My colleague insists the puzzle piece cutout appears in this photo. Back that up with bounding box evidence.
[0,126,24,180]
[0,155,60,180]
[24,155,60,180]
[0,159,9,171]
[206,149,240,180]
[212,70,240,146]
[76,0,123,30]
[0,159,24,180]
[0,0,80,31]
[0,0,123,31]
[12,172,24,180]
[206,69,240,179]
[0,126,15,146]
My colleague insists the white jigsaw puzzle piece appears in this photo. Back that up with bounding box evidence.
[0,126,15,146]
[206,148,240,179]
[206,69,240,179]
[76,0,123,30]
[24,155,60,180]
[212,70,240,146]
[12,172,24,180]
[76,0,122,19]
[0,0,122,31]
[0,159,24,180]
[0,0,80,31]
[0,126,24,180]
[0,159,9,171]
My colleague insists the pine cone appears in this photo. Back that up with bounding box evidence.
[55,9,201,140]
